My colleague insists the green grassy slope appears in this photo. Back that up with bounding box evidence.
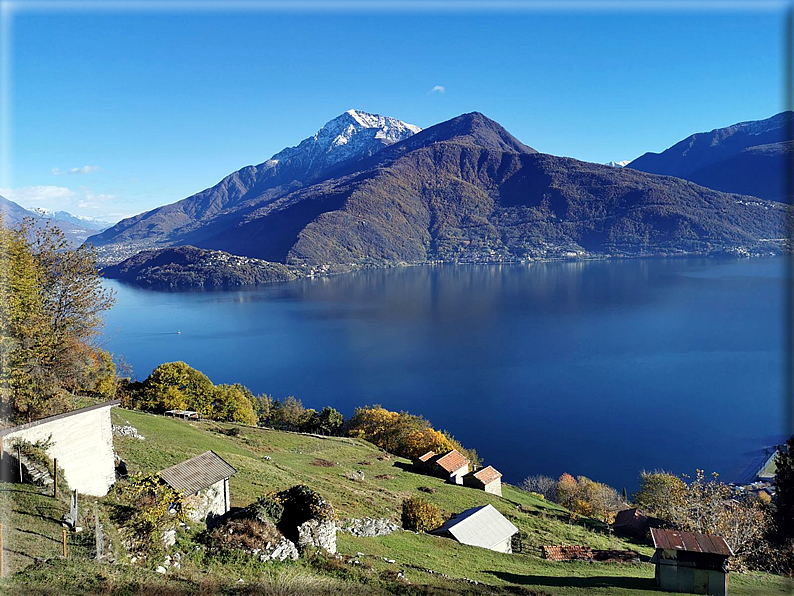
[0,409,790,595]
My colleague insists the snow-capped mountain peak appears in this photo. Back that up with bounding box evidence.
[605,160,631,168]
[264,109,421,179]
[28,207,112,230]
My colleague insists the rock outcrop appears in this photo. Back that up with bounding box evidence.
[338,517,400,538]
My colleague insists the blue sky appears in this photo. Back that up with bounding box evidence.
[1,2,787,221]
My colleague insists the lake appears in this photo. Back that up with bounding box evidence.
[101,258,786,491]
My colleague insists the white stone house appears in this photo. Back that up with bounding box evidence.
[463,465,503,496]
[430,504,518,553]
[0,400,120,496]
[426,449,470,484]
[430,505,518,553]
[158,450,236,526]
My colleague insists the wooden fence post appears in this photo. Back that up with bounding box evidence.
[16,446,21,482]
[53,458,58,497]
[62,528,67,558]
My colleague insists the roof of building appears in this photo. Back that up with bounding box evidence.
[469,466,502,485]
[417,451,436,463]
[0,400,121,437]
[431,504,518,549]
[651,528,733,557]
[432,449,469,474]
[159,450,237,495]
[614,508,647,526]
[165,410,199,417]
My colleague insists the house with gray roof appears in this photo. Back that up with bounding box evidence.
[159,450,236,526]
[430,504,518,553]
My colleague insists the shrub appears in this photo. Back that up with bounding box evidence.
[119,472,188,555]
[401,496,443,532]
[245,495,285,525]
[209,517,283,552]
[275,485,333,523]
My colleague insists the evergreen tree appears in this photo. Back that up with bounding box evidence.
[774,436,794,544]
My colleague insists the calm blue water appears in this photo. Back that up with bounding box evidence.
[101,258,786,491]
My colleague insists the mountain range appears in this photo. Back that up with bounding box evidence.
[628,111,792,203]
[86,109,788,286]
[0,196,113,244]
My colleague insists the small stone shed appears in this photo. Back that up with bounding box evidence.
[463,465,503,496]
[650,528,732,596]
[159,450,236,526]
[431,504,518,553]
[425,449,470,484]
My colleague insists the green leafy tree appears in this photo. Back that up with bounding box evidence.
[317,406,344,435]
[213,383,257,425]
[0,218,114,422]
[634,471,687,521]
[252,393,273,426]
[300,408,321,433]
[140,361,214,414]
[269,395,307,430]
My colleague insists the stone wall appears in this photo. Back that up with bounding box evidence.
[185,478,229,526]
[0,401,119,497]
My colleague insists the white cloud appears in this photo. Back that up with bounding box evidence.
[52,165,102,175]
[0,185,118,219]
[430,85,446,94]
[0,185,76,203]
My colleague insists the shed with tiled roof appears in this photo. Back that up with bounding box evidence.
[159,451,236,526]
[463,465,503,496]
[427,449,470,484]
[650,528,732,596]
[413,451,436,470]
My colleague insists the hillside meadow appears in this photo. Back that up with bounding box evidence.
[0,409,789,595]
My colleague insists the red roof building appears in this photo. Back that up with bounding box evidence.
[427,449,470,484]
[463,465,503,496]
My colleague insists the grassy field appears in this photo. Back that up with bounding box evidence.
[0,408,790,595]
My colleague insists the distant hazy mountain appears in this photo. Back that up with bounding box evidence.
[0,196,107,244]
[29,207,112,231]
[629,112,793,202]
[88,109,421,255]
[99,111,786,287]
[605,160,630,168]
